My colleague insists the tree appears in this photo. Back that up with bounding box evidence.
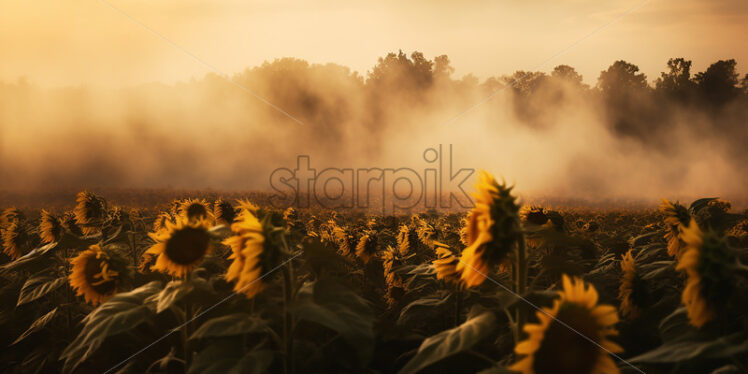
[694,59,740,106]
[597,61,653,137]
[597,60,648,96]
[433,55,454,80]
[655,58,695,101]
[551,65,586,88]
[367,50,434,91]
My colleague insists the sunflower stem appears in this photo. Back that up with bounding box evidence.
[282,261,295,374]
[453,286,462,326]
[515,237,527,341]
[183,273,194,370]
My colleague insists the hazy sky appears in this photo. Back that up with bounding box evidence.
[2,0,747,87]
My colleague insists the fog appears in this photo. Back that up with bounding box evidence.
[1,53,746,206]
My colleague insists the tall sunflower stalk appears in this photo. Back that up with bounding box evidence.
[279,232,296,374]
[514,233,528,339]
[457,170,525,338]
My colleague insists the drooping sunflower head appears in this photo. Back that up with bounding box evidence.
[396,224,418,256]
[40,209,63,244]
[213,199,236,226]
[659,199,690,258]
[178,198,213,221]
[457,170,521,288]
[222,207,282,299]
[433,242,462,286]
[382,245,406,307]
[0,207,24,228]
[618,249,648,320]
[512,275,623,374]
[521,206,554,248]
[74,191,107,235]
[332,224,352,257]
[108,207,131,226]
[69,245,127,306]
[416,219,437,249]
[521,206,550,226]
[459,214,470,246]
[146,216,213,277]
[355,231,378,264]
[2,223,30,260]
[61,212,83,237]
[676,219,735,328]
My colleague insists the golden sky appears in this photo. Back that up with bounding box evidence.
[2,0,747,87]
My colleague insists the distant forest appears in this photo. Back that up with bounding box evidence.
[1,51,746,189]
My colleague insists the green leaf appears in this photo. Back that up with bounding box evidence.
[13,307,59,345]
[60,281,161,374]
[146,280,194,313]
[658,307,691,342]
[17,274,66,306]
[0,243,58,276]
[397,294,452,325]
[630,332,748,363]
[190,313,267,340]
[188,341,274,374]
[293,277,375,364]
[398,310,497,374]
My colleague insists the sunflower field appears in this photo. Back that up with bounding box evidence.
[1,171,747,374]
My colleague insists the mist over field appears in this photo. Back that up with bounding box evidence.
[1,52,747,203]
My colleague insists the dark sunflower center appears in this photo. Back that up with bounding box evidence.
[84,257,117,295]
[185,204,208,219]
[216,203,236,223]
[84,199,104,220]
[533,303,601,374]
[526,211,549,225]
[164,227,210,265]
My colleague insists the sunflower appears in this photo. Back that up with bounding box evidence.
[659,199,690,258]
[138,251,157,274]
[332,224,352,257]
[152,212,173,232]
[62,212,83,237]
[382,246,406,307]
[521,206,550,226]
[108,207,131,227]
[178,198,213,221]
[512,275,623,374]
[457,170,521,288]
[416,219,437,249]
[2,223,29,260]
[521,206,554,249]
[145,216,213,277]
[433,242,462,286]
[618,249,646,319]
[676,219,734,328]
[223,208,281,299]
[396,224,418,256]
[283,207,298,227]
[0,207,24,228]
[355,231,378,264]
[459,214,471,246]
[69,245,121,306]
[74,191,107,235]
[213,199,236,226]
[40,209,63,244]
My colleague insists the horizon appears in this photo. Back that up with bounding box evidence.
[2,0,747,88]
